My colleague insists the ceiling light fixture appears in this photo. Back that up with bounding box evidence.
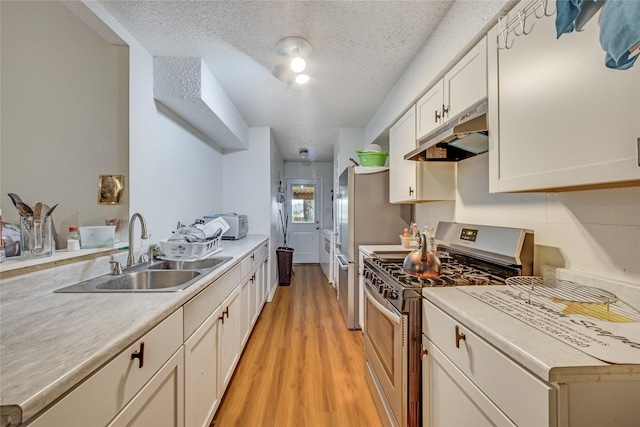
[299,147,316,162]
[274,36,312,85]
[295,74,310,84]
[290,56,306,73]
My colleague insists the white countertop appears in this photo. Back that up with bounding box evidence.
[422,267,640,382]
[0,235,268,423]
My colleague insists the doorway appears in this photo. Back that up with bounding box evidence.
[286,177,321,264]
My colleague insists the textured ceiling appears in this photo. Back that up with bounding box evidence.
[99,0,455,161]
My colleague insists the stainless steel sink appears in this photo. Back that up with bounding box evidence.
[54,256,233,293]
[55,270,202,293]
[147,256,233,271]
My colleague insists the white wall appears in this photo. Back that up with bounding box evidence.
[415,154,640,284]
[284,162,334,229]
[89,1,226,244]
[1,1,129,239]
[1,1,227,249]
[222,128,272,234]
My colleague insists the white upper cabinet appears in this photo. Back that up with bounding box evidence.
[390,106,419,203]
[389,106,456,204]
[443,36,488,122]
[417,37,487,141]
[416,81,445,139]
[488,2,640,192]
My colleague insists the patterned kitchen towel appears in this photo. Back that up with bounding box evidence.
[599,0,640,69]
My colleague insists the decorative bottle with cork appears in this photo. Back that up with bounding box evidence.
[67,227,81,251]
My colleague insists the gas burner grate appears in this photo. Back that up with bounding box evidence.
[371,257,507,288]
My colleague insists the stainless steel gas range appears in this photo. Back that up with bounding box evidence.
[362,222,533,427]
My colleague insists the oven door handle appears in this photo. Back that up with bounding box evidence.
[335,254,350,270]
[364,283,401,325]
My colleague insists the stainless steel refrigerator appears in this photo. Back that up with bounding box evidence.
[335,167,410,329]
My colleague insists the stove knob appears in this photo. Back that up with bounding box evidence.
[378,284,385,293]
[382,288,389,298]
[389,290,399,300]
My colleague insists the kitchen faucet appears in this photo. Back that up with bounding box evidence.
[127,212,149,267]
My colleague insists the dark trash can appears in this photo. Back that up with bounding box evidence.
[276,246,294,285]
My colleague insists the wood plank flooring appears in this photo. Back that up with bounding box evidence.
[211,265,383,427]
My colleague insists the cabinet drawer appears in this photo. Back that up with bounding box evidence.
[27,309,183,427]
[240,253,255,279]
[423,300,555,427]
[258,242,268,261]
[184,264,240,339]
[240,243,268,279]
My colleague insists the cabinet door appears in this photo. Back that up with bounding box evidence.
[249,271,258,327]
[423,336,515,427]
[443,36,487,121]
[184,304,224,427]
[416,80,444,140]
[488,6,640,192]
[260,259,269,306]
[240,276,251,348]
[389,105,418,203]
[108,347,184,427]
[218,288,241,393]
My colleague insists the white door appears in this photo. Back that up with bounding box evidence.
[286,178,321,264]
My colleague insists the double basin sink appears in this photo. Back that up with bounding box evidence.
[54,257,233,293]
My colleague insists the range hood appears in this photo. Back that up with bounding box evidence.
[405,98,488,162]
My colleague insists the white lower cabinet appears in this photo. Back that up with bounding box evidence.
[25,241,270,427]
[422,300,554,427]
[240,274,252,347]
[108,347,184,427]
[184,303,224,427]
[422,335,515,427]
[218,287,242,397]
[26,309,184,427]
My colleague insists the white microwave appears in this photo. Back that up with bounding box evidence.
[214,213,248,240]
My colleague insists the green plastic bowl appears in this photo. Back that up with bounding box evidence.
[356,150,389,167]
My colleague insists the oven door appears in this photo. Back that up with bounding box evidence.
[363,280,407,427]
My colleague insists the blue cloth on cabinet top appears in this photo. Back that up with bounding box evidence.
[556,0,582,37]
[599,0,640,70]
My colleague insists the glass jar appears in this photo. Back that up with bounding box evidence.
[20,216,53,259]
[67,226,81,251]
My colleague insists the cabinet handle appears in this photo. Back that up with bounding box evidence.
[455,326,466,348]
[251,253,255,261]
[251,273,256,283]
[434,110,441,123]
[219,307,229,324]
[409,186,414,196]
[131,342,145,368]
[442,104,449,118]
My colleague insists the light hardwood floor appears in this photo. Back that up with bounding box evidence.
[211,265,383,427]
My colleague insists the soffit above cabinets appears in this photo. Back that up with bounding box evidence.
[153,57,250,152]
